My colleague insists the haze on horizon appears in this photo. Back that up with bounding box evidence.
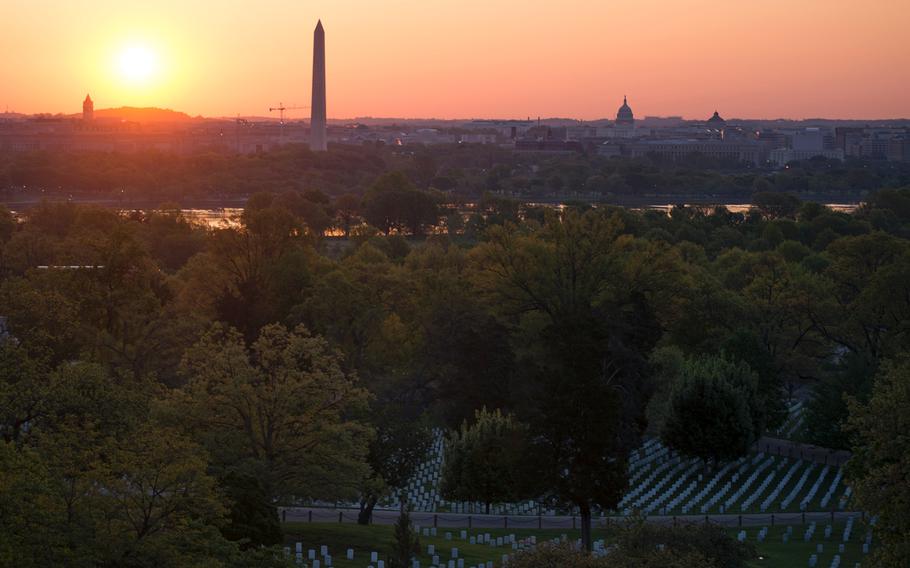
[3,0,908,121]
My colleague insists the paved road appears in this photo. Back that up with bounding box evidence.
[280,506,863,529]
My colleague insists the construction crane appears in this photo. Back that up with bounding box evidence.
[269,102,309,125]
[269,102,309,139]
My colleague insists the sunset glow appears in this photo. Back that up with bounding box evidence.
[116,44,160,85]
[1,0,908,119]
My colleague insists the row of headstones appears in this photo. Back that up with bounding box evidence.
[806,554,849,568]
[393,430,446,511]
[284,542,339,567]
[699,453,768,514]
[627,444,672,485]
[819,468,844,509]
[732,522,869,568]
[638,461,700,513]
[443,500,542,516]
[283,543,498,568]
[757,458,802,511]
[722,454,775,511]
[418,527,523,550]
[636,449,848,516]
[619,455,681,507]
[781,462,818,509]
[776,400,805,438]
[628,439,667,471]
[398,433,846,517]
[415,530,543,568]
[690,457,751,514]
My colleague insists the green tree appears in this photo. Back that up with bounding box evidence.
[387,507,420,568]
[661,356,759,464]
[472,210,678,550]
[219,472,283,548]
[358,404,432,524]
[751,192,801,220]
[440,408,533,514]
[362,172,439,235]
[846,357,910,566]
[805,353,875,450]
[172,323,372,502]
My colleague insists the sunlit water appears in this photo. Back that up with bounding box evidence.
[9,202,861,232]
[176,202,861,231]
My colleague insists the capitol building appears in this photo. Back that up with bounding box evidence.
[597,96,636,139]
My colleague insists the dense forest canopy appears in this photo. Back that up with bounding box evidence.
[1,186,909,564]
[3,144,909,202]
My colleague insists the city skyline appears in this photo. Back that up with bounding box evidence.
[2,0,909,120]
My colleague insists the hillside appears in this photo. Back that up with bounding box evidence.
[89,106,196,122]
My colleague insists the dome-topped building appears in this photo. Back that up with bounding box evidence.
[616,96,634,125]
[706,110,726,128]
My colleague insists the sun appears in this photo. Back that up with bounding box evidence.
[116,44,159,84]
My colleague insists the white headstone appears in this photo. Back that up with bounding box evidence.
[346,549,354,560]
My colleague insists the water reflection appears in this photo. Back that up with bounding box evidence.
[179,208,244,229]
[173,202,860,231]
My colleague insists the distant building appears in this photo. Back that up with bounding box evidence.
[613,96,635,138]
[464,119,533,139]
[770,148,844,167]
[792,128,824,152]
[706,110,726,130]
[888,137,910,162]
[459,133,497,144]
[597,141,623,158]
[83,94,93,121]
[627,139,767,166]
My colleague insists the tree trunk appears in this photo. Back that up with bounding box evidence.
[579,502,593,552]
[358,495,377,525]
[485,501,491,515]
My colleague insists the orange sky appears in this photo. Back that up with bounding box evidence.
[2,0,908,120]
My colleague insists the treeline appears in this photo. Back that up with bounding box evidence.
[3,143,909,202]
[0,187,909,564]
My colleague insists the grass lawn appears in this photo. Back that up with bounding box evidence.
[283,521,872,568]
[283,523,604,567]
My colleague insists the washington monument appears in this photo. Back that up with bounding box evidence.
[310,20,327,152]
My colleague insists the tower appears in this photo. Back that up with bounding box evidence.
[83,94,94,121]
[310,20,327,152]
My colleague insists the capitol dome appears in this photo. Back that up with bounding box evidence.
[616,96,634,125]
[707,110,726,127]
